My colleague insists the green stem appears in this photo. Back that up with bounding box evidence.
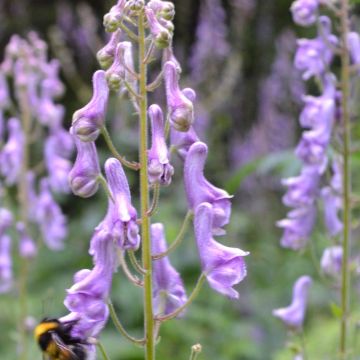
[155,273,206,322]
[147,183,160,217]
[189,344,202,360]
[108,300,145,346]
[97,341,111,360]
[118,250,143,287]
[97,174,114,202]
[339,1,352,358]
[18,89,32,360]
[152,210,193,260]
[101,126,140,170]
[138,12,155,360]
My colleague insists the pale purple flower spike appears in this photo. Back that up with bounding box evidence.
[0,234,12,293]
[273,275,312,330]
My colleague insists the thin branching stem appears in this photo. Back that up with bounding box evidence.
[146,70,164,92]
[108,300,146,346]
[97,174,114,202]
[119,22,139,42]
[155,273,206,322]
[97,341,111,360]
[152,210,193,260]
[119,250,144,287]
[128,250,147,275]
[147,183,160,217]
[100,126,140,170]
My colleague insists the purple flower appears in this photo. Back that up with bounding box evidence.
[164,61,194,132]
[36,178,67,250]
[184,141,232,235]
[151,223,187,316]
[320,246,342,277]
[148,0,175,20]
[290,0,319,27]
[277,205,316,250]
[282,166,320,208]
[294,16,337,80]
[0,234,12,293]
[148,104,174,185]
[103,0,127,33]
[0,208,13,233]
[0,70,10,109]
[44,135,72,194]
[72,70,109,142]
[40,59,64,99]
[97,30,122,69]
[273,275,312,330]
[103,158,140,250]
[69,129,100,198]
[347,32,360,71]
[321,187,343,237]
[0,118,24,185]
[17,222,37,259]
[145,7,172,49]
[61,226,117,340]
[194,202,248,299]
[37,98,65,128]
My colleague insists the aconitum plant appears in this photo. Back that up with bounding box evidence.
[59,0,248,359]
[0,33,72,358]
[276,0,357,358]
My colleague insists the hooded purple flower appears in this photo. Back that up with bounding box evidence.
[17,222,37,259]
[72,70,109,142]
[282,166,320,208]
[36,178,67,250]
[194,202,248,299]
[103,0,127,33]
[151,223,187,316]
[61,225,117,341]
[69,128,100,198]
[347,32,360,70]
[164,61,194,132]
[320,246,342,277]
[290,0,319,27]
[0,234,12,293]
[0,118,24,185]
[148,0,175,20]
[103,158,140,250]
[148,104,174,185]
[145,7,172,49]
[44,135,72,194]
[184,141,232,235]
[0,70,10,110]
[97,30,122,70]
[0,208,13,233]
[321,187,343,237]
[273,275,312,330]
[277,205,316,250]
[294,16,337,80]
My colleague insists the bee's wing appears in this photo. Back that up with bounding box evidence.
[50,332,80,360]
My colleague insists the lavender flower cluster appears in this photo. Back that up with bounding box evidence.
[0,34,71,293]
[61,0,248,352]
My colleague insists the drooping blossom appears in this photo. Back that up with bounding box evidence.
[151,223,187,316]
[273,275,312,330]
[320,246,342,277]
[148,104,174,185]
[97,30,122,69]
[0,118,24,185]
[148,0,175,20]
[103,0,127,33]
[290,0,319,27]
[17,222,37,259]
[185,141,232,235]
[36,178,67,250]
[164,61,194,132]
[321,187,343,236]
[69,128,100,198]
[294,16,337,80]
[0,234,12,293]
[72,70,109,142]
[145,7,172,49]
[194,202,248,299]
[102,158,140,250]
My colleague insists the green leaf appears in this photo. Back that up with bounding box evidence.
[330,302,343,318]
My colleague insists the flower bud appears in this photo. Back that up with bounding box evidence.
[128,0,145,12]
[148,0,175,20]
[103,0,126,33]
[97,30,121,70]
[164,61,194,131]
[17,222,37,259]
[69,128,101,198]
[290,0,319,27]
[72,70,109,142]
[145,8,172,49]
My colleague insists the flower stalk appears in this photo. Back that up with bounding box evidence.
[339,0,352,357]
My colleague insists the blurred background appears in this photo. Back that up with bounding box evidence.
[0,0,356,359]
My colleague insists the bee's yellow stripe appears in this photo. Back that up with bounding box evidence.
[34,322,59,340]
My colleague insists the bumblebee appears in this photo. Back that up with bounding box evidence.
[34,318,87,360]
